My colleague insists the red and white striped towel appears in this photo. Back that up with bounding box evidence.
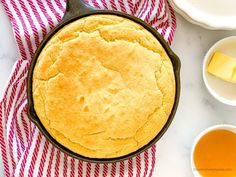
[0,0,176,176]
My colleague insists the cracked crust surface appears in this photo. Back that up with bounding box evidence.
[33,14,175,158]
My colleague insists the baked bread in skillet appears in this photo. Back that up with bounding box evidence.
[32,14,175,158]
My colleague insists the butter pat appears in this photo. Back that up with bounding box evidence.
[207,52,236,83]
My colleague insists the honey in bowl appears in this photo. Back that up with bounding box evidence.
[193,129,236,177]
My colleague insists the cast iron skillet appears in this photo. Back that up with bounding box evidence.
[27,0,181,163]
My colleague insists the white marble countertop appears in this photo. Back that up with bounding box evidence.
[1,2,236,177]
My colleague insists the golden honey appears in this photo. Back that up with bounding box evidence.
[194,129,236,177]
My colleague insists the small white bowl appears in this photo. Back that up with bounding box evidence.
[203,36,236,106]
[191,124,236,177]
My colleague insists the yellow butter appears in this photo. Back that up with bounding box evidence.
[207,52,236,83]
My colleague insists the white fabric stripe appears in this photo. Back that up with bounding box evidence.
[25,0,44,41]
[140,0,152,20]
[114,0,121,10]
[104,0,112,9]
[107,163,112,177]
[82,162,87,177]
[164,27,171,41]
[133,156,137,177]
[136,0,145,16]
[123,0,132,14]
[49,148,57,177]
[140,152,145,177]
[42,143,54,177]
[6,1,31,60]
[0,104,14,175]
[5,74,27,144]
[73,158,79,177]
[115,162,120,177]
[16,100,28,148]
[4,61,27,119]
[89,163,95,177]
[6,78,27,148]
[52,0,64,19]
[32,137,46,177]
[149,0,159,22]
[58,152,65,176]
[41,0,59,24]
[159,1,166,18]
[22,130,40,177]
[14,0,37,49]
[124,160,129,176]
[96,0,105,8]
[32,0,51,32]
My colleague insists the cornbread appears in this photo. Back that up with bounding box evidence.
[208,52,236,83]
[32,15,175,158]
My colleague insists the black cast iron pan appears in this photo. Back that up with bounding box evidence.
[27,0,181,163]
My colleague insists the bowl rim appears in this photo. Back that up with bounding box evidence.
[170,0,236,30]
[27,10,181,163]
[202,36,236,106]
[190,124,236,177]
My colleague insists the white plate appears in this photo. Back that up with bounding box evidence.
[170,0,236,30]
[203,36,236,106]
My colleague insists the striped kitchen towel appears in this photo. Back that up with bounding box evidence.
[0,0,176,176]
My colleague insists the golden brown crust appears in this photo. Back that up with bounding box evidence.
[33,15,175,158]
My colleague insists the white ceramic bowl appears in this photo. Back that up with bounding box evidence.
[203,36,236,106]
[169,0,236,30]
[191,124,236,177]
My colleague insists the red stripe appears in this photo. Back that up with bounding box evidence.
[128,158,133,177]
[78,160,83,177]
[63,154,68,177]
[118,0,126,12]
[0,103,11,177]
[35,0,55,29]
[138,0,148,19]
[21,105,30,140]
[27,0,48,37]
[144,0,155,22]
[69,158,75,177]
[136,155,141,177]
[18,127,36,177]
[54,0,65,12]
[148,146,156,177]
[0,1,27,59]
[101,0,108,9]
[54,150,61,177]
[5,63,28,118]
[109,0,117,10]
[15,99,27,151]
[9,0,35,58]
[18,0,40,47]
[37,140,50,177]
[102,163,108,177]
[94,163,100,177]
[45,0,62,22]
[15,133,22,161]
[85,162,91,177]
[142,151,149,177]
[133,0,143,15]
[119,161,125,177]
[46,146,55,177]
[28,133,43,177]
[111,163,116,177]
[91,0,101,9]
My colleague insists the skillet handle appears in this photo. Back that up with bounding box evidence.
[63,0,94,20]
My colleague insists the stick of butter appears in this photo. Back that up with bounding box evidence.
[207,52,236,83]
